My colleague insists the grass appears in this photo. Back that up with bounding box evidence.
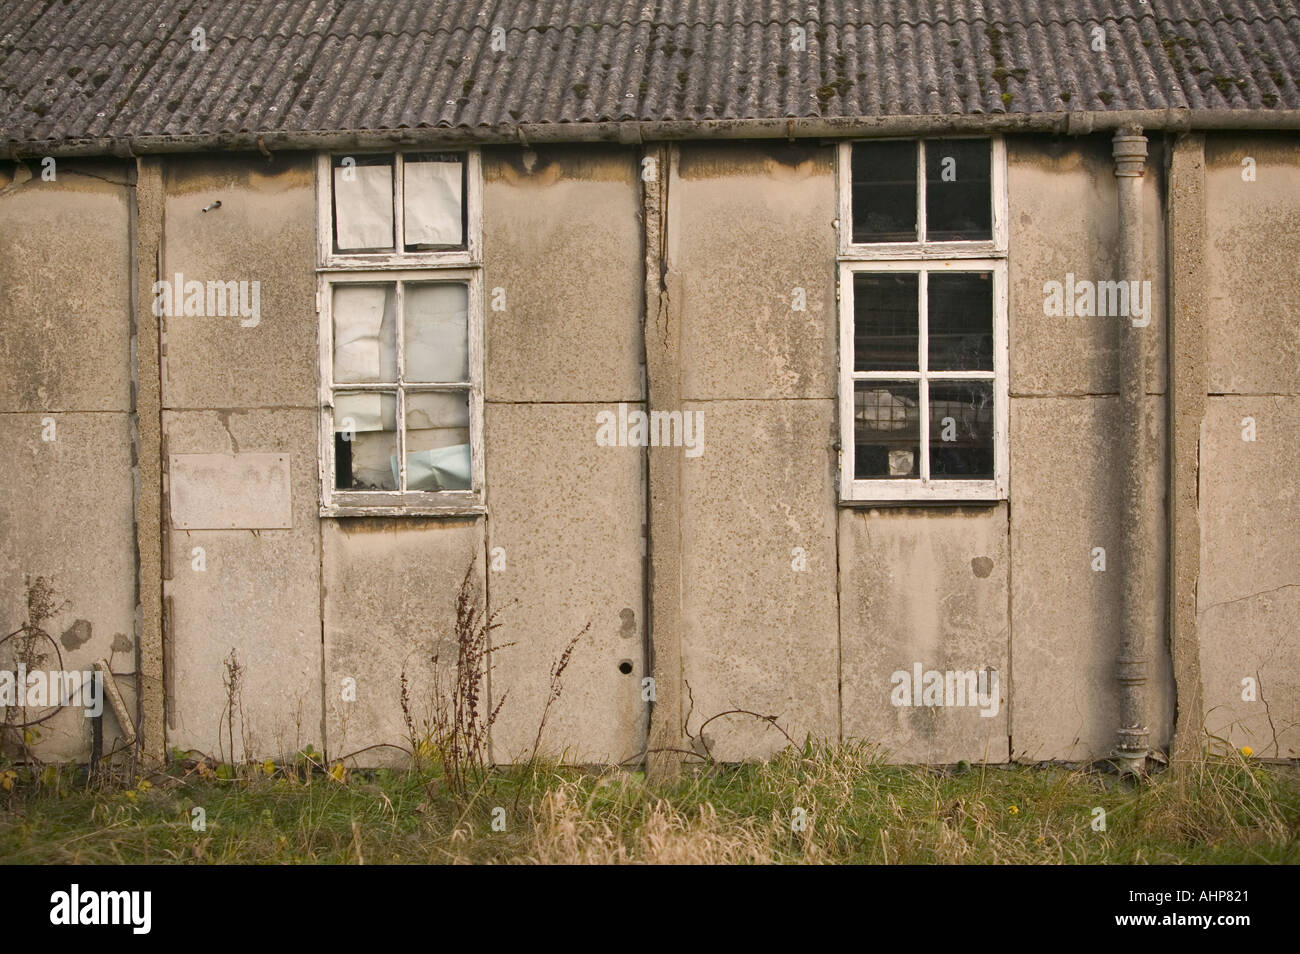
[1,746,1296,864]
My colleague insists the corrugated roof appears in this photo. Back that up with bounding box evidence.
[3,0,1299,151]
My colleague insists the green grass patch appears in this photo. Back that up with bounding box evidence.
[1,747,1296,864]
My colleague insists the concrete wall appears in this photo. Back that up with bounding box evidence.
[1199,135,1300,758]
[0,160,138,758]
[1006,135,1174,762]
[670,143,841,760]
[159,155,323,761]
[482,146,647,764]
[2,133,1294,768]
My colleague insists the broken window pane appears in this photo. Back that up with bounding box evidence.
[334,391,397,490]
[403,282,468,383]
[333,284,398,384]
[854,273,919,371]
[404,155,464,249]
[925,139,992,241]
[851,141,917,243]
[854,381,919,478]
[927,272,993,371]
[404,391,471,491]
[929,382,994,478]
[333,156,394,252]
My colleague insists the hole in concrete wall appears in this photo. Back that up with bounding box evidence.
[618,660,633,675]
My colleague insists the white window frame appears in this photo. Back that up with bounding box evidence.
[315,150,481,269]
[316,149,484,517]
[837,137,1009,503]
[837,137,1007,259]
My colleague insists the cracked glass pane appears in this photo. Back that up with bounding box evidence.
[333,391,397,491]
[854,381,919,478]
[929,381,995,478]
[404,391,471,491]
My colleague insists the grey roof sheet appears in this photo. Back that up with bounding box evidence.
[3,0,1299,148]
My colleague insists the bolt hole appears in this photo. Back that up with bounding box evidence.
[618,660,633,675]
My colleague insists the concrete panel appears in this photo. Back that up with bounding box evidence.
[674,142,837,401]
[840,506,1009,763]
[485,402,645,764]
[169,453,292,529]
[1007,136,1166,397]
[1009,395,1173,761]
[1198,396,1300,756]
[321,517,484,767]
[1204,135,1300,395]
[163,409,321,761]
[482,146,642,403]
[679,399,839,760]
[0,161,132,413]
[0,412,136,759]
[161,153,317,409]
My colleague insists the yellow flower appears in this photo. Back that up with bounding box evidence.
[124,790,137,802]
[1008,805,1019,815]
[137,779,152,791]
[263,758,275,776]
[1241,746,1254,757]
[0,770,17,791]
[329,762,346,783]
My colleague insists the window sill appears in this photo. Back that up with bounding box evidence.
[321,503,486,518]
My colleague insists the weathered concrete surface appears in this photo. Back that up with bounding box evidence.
[1166,134,1208,766]
[134,156,167,764]
[1007,136,1166,397]
[643,143,682,780]
[1205,135,1300,395]
[321,517,484,767]
[163,409,321,761]
[679,399,839,760]
[169,453,293,529]
[1009,395,1174,761]
[673,142,837,400]
[1198,396,1300,757]
[0,161,132,413]
[840,506,1009,763]
[161,154,317,409]
[485,403,646,764]
[0,413,137,759]
[482,146,642,403]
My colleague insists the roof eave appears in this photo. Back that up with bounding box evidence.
[8,110,1300,159]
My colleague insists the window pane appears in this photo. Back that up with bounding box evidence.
[333,284,397,383]
[927,272,993,371]
[924,139,992,241]
[928,382,994,478]
[851,141,917,243]
[404,154,464,249]
[854,273,919,371]
[405,391,471,491]
[854,381,919,478]
[334,391,397,490]
[333,156,394,252]
[403,282,468,383]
